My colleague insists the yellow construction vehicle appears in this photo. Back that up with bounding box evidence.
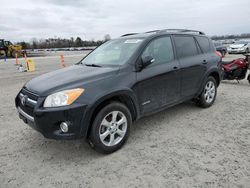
[0,39,22,58]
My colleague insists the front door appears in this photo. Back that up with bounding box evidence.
[133,36,180,115]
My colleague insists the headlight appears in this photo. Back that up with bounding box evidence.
[43,88,84,107]
[240,47,246,50]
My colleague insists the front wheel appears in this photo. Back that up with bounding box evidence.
[88,102,132,154]
[196,77,217,108]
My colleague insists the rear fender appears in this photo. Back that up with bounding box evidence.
[196,69,221,97]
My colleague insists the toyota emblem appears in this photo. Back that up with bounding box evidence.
[21,95,28,106]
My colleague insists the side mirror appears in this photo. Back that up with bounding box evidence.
[141,56,155,68]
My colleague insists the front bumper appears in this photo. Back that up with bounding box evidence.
[228,48,246,53]
[16,90,87,140]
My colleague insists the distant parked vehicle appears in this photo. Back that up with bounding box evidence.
[223,39,235,45]
[227,41,250,54]
[214,42,227,57]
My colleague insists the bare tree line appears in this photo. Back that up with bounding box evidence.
[17,32,250,49]
[17,34,111,49]
[211,33,250,40]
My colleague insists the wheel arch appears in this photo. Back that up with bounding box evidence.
[82,90,139,138]
[209,71,221,87]
[196,69,221,97]
[246,47,249,53]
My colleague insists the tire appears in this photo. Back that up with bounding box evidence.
[88,102,132,154]
[245,48,249,54]
[0,50,6,57]
[196,76,217,108]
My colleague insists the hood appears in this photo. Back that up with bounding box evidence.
[229,44,246,48]
[25,65,119,96]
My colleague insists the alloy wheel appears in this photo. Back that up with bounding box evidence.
[204,81,215,103]
[99,111,127,147]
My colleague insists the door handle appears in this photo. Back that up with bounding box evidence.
[202,60,207,64]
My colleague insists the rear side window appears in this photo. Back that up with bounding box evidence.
[142,36,174,64]
[173,36,198,58]
[196,36,211,53]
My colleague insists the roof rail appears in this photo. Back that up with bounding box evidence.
[120,30,158,37]
[145,30,161,34]
[120,33,138,37]
[120,29,205,38]
[159,29,205,35]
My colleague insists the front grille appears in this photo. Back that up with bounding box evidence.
[17,88,38,117]
[21,88,38,101]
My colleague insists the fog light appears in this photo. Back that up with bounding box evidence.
[60,122,69,133]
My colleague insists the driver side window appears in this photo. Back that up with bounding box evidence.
[142,36,174,65]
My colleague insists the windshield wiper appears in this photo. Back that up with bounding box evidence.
[85,63,102,67]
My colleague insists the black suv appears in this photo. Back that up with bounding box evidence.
[16,29,221,154]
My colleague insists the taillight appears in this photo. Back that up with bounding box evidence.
[215,51,222,69]
[215,51,222,58]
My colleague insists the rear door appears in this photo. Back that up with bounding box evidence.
[195,35,216,73]
[173,35,206,98]
[134,36,180,115]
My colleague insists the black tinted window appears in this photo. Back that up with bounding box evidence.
[0,40,4,47]
[196,36,211,53]
[174,36,198,58]
[142,36,174,64]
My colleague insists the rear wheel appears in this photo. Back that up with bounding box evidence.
[196,76,217,108]
[88,102,132,154]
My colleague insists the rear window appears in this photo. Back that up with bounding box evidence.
[173,36,198,58]
[196,36,211,53]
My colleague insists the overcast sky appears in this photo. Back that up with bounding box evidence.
[1,0,250,42]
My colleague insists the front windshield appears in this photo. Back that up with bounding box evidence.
[81,38,144,66]
[234,41,248,45]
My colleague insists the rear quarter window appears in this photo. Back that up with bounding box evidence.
[173,36,198,58]
[196,36,212,53]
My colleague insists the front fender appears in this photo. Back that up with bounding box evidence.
[80,88,140,138]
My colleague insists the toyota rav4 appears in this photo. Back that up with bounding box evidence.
[16,29,222,154]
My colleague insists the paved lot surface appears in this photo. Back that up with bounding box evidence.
[0,53,249,188]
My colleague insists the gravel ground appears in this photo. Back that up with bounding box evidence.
[0,53,249,188]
